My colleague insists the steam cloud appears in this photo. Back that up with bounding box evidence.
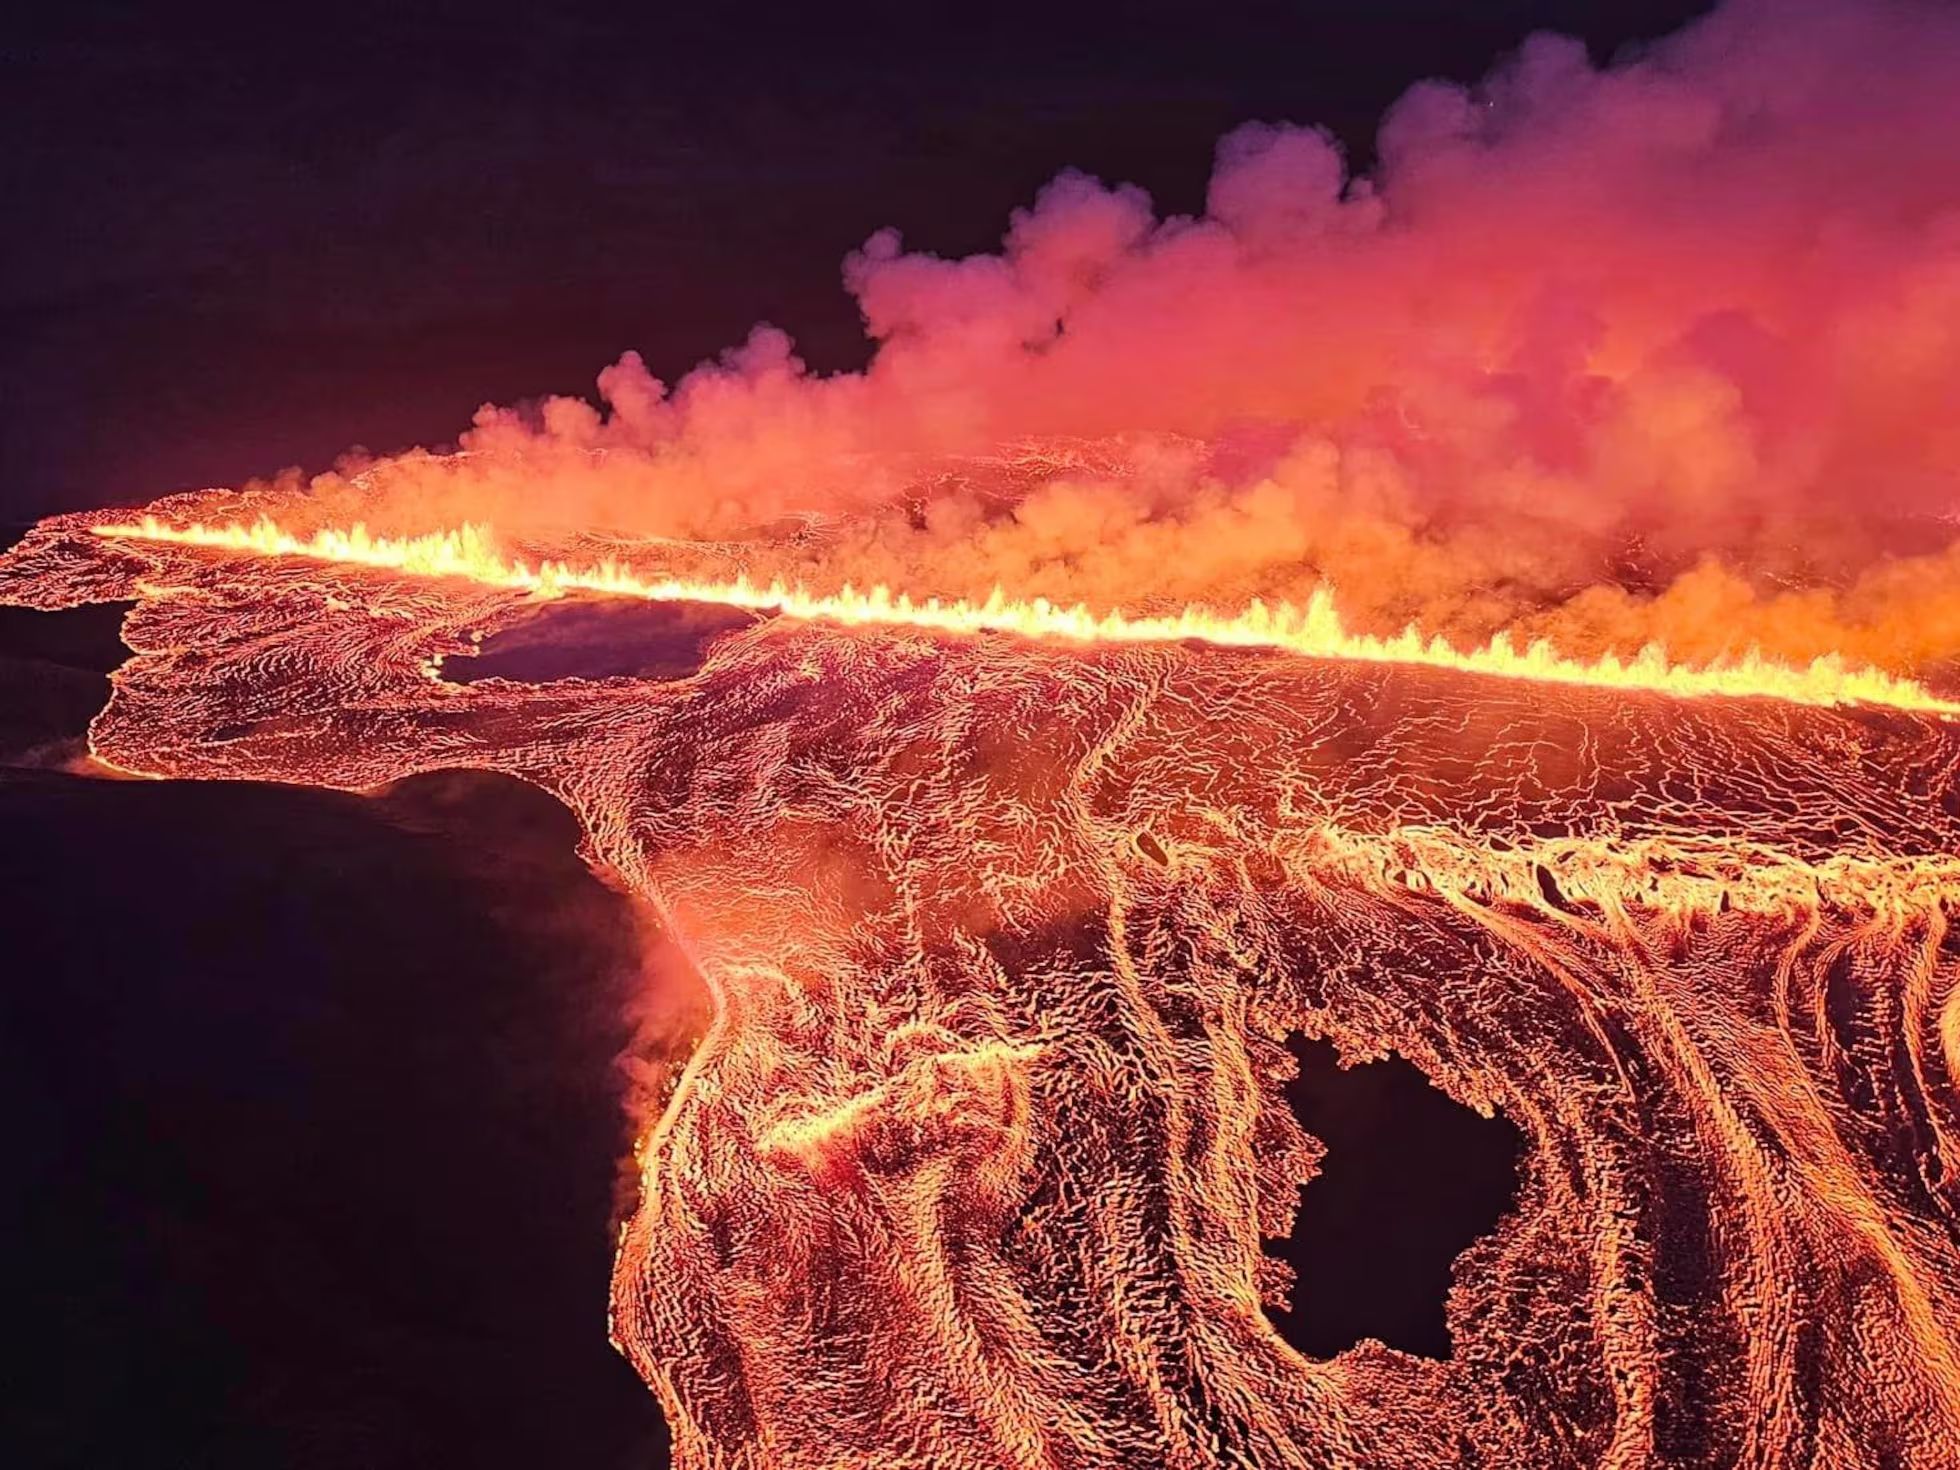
[272,0,1960,674]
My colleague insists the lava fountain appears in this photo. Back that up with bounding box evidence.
[9,0,1960,1463]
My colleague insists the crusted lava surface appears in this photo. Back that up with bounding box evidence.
[4,516,1959,1468]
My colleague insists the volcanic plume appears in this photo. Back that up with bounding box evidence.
[169,0,1960,682]
[7,0,1960,1465]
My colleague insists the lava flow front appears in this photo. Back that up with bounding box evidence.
[4,498,1959,1468]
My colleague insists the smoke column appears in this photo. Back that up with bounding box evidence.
[215,0,1960,682]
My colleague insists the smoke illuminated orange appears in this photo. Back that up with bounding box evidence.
[90,516,1960,716]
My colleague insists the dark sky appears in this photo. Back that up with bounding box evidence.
[2,0,1712,522]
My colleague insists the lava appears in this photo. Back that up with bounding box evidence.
[4,506,1959,1467]
[88,514,1960,716]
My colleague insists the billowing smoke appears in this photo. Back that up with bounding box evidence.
[270,0,1960,673]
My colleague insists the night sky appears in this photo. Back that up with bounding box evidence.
[4,4,1709,1466]
[2,1,1710,523]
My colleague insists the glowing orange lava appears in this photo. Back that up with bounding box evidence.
[90,515,1960,716]
[6,500,1960,1467]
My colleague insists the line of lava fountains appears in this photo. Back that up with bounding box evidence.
[90,516,1960,716]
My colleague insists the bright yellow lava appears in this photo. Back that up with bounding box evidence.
[93,515,1960,715]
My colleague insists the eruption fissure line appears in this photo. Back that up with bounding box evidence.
[93,516,1960,716]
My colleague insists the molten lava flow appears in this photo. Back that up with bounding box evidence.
[89,515,1960,716]
[4,508,1959,1468]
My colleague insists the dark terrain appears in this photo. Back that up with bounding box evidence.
[0,600,683,1469]
[1269,1036,1523,1360]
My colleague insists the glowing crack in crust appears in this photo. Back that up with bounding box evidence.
[5,509,1960,1468]
[89,515,1960,717]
